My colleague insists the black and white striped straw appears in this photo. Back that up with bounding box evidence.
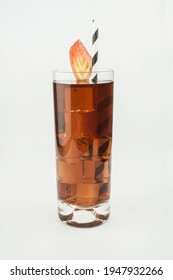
[92,19,99,82]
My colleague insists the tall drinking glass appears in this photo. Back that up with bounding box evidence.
[53,70,114,227]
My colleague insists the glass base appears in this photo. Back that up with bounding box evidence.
[58,200,110,228]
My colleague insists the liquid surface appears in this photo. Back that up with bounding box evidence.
[53,82,113,207]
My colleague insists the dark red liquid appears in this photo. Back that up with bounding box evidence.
[53,81,113,207]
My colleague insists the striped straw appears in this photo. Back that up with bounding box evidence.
[92,19,99,82]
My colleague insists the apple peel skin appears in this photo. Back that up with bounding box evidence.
[69,39,92,81]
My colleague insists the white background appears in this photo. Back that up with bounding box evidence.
[0,0,173,260]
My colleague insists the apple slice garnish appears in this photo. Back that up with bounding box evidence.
[69,39,92,81]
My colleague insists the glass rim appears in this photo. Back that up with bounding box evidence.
[52,68,114,74]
